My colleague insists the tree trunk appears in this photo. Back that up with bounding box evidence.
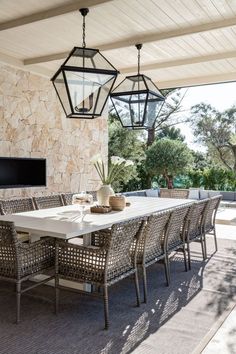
[147,128,155,147]
[167,175,174,189]
[232,145,236,175]
[163,170,174,189]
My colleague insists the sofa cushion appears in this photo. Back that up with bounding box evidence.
[199,190,209,199]
[188,189,200,200]
[136,191,147,197]
[220,191,235,201]
[145,189,159,197]
[208,190,221,198]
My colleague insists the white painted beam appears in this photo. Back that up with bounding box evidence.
[0,52,52,78]
[120,50,236,74]
[24,15,236,65]
[157,71,236,89]
[0,0,113,31]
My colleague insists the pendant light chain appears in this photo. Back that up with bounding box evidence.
[79,8,89,48]
[138,47,140,75]
[82,14,86,48]
[136,43,142,75]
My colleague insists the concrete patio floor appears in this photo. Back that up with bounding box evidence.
[131,207,236,354]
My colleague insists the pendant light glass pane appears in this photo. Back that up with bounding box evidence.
[64,70,116,115]
[111,75,165,129]
[144,76,163,97]
[145,93,164,128]
[52,47,118,118]
[53,72,71,116]
[93,75,116,114]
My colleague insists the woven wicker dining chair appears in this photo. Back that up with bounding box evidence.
[160,189,189,199]
[132,210,171,303]
[0,197,35,214]
[86,190,97,202]
[0,198,35,242]
[61,191,97,206]
[0,220,55,323]
[202,195,222,257]
[164,204,191,284]
[61,193,74,205]
[185,199,209,269]
[33,194,64,209]
[55,217,146,329]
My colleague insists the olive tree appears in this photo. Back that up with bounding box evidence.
[145,138,193,188]
[190,103,236,174]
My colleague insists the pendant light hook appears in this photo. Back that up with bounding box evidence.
[135,43,142,75]
[79,8,89,48]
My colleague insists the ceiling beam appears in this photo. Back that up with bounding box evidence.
[23,15,236,65]
[0,0,113,31]
[120,50,236,74]
[0,52,52,78]
[157,71,236,89]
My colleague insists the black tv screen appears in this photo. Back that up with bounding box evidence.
[0,157,46,189]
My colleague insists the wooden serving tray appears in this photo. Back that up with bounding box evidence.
[90,205,112,213]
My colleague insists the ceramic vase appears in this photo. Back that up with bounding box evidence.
[97,184,114,206]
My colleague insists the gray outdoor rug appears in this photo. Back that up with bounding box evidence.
[0,236,235,354]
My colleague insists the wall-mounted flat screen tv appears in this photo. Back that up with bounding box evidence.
[0,157,46,189]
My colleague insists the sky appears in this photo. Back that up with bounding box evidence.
[175,82,236,150]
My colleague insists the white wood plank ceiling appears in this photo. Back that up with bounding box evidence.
[1,0,236,88]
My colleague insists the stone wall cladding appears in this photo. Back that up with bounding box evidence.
[0,63,108,198]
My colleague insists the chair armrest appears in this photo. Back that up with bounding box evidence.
[56,239,107,255]
[91,229,111,247]
[18,237,55,251]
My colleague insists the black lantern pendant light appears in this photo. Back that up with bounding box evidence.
[51,8,119,119]
[110,44,165,129]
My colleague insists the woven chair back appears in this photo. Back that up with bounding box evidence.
[86,190,97,202]
[61,193,74,205]
[0,221,19,278]
[165,204,191,251]
[137,210,171,264]
[187,199,209,240]
[106,217,145,281]
[0,198,35,215]
[203,195,222,232]
[33,194,64,209]
[160,189,189,199]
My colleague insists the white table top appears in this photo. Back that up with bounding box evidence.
[0,197,194,239]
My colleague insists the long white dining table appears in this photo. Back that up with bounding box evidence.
[0,196,195,291]
[0,197,195,241]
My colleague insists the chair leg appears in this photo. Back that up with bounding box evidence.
[103,285,109,330]
[213,228,218,252]
[16,281,21,324]
[183,245,188,272]
[200,235,205,260]
[142,265,147,304]
[187,242,191,270]
[164,254,170,286]
[134,270,141,307]
[55,276,59,315]
[203,233,207,259]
